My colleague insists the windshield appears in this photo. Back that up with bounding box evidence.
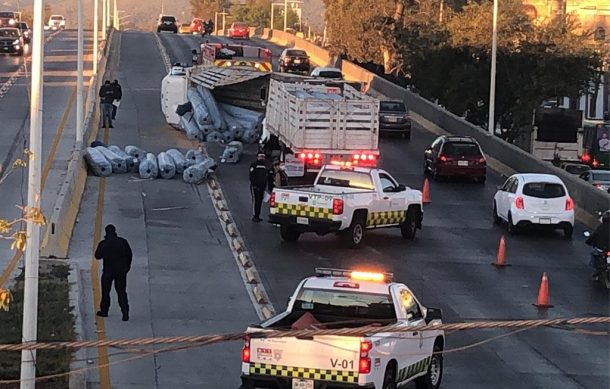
[442,142,481,157]
[0,29,19,37]
[161,16,175,22]
[287,50,307,57]
[0,12,15,18]
[294,288,396,321]
[380,101,406,112]
[233,22,247,28]
[564,164,589,175]
[318,70,343,79]
[592,172,610,182]
[522,182,566,198]
[317,170,374,190]
[51,16,64,20]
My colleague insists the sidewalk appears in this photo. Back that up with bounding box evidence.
[69,31,258,388]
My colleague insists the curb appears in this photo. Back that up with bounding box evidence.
[68,263,86,389]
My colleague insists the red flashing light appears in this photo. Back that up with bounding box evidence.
[581,153,591,163]
[592,159,600,168]
[332,198,344,215]
[269,192,276,208]
[368,154,374,161]
[359,341,373,374]
[515,196,524,210]
[313,159,320,165]
[314,153,320,159]
[299,153,306,159]
[565,197,574,211]
[241,337,251,363]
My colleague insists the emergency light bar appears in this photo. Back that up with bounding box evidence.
[315,268,394,283]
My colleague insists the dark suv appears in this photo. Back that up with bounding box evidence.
[157,15,177,33]
[379,100,412,139]
[0,27,24,55]
[423,135,486,183]
[279,49,310,74]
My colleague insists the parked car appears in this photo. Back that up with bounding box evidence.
[379,100,412,139]
[47,14,66,30]
[0,11,20,27]
[0,27,24,55]
[228,22,249,39]
[493,173,574,238]
[178,23,191,34]
[16,21,30,44]
[423,135,486,183]
[157,15,177,33]
[559,162,590,175]
[278,48,310,73]
[579,169,610,191]
[190,18,203,34]
[310,66,343,79]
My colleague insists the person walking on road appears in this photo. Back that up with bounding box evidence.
[95,224,133,321]
[111,79,122,120]
[99,80,114,128]
[249,151,271,223]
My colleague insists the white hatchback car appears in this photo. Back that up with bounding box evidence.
[493,173,574,238]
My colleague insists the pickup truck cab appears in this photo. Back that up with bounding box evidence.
[269,164,423,247]
[240,268,445,389]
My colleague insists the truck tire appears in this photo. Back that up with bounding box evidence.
[401,208,419,240]
[414,344,443,389]
[382,363,397,389]
[280,225,300,242]
[341,217,365,248]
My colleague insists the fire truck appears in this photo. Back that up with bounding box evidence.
[196,42,272,72]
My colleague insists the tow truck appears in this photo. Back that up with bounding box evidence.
[240,268,444,389]
[269,164,423,247]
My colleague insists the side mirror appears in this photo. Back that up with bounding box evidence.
[425,307,442,324]
[584,231,591,238]
[397,184,406,192]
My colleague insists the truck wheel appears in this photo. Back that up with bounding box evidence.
[280,225,300,242]
[401,209,419,240]
[415,344,443,389]
[382,364,397,389]
[342,217,365,248]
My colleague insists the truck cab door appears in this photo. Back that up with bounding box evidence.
[377,171,407,225]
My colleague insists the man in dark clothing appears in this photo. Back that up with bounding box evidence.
[99,80,114,128]
[586,211,610,279]
[95,224,133,321]
[249,151,271,222]
[111,80,122,120]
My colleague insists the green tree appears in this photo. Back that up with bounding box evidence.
[190,0,232,20]
[232,0,299,29]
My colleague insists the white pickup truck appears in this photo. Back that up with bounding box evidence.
[240,268,445,389]
[269,164,423,247]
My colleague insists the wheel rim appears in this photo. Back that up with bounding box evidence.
[429,355,441,386]
[353,224,363,244]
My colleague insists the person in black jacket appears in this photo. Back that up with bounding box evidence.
[249,151,271,222]
[98,80,114,128]
[586,211,610,279]
[95,224,133,321]
[111,80,122,120]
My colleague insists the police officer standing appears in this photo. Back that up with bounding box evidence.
[98,80,114,128]
[249,151,271,222]
[95,224,133,321]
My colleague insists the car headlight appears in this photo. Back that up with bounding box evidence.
[13,39,20,45]
[9,19,15,25]
[60,20,65,25]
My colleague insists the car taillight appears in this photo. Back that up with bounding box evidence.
[299,152,322,165]
[269,192,276,208]
[592,159,600,168]
[565,197,574,211]
[439,155,448,163]
[353,153,377,165]
[332,198,343,215]
[477,156,486,165]
[515,196,524,210]
[581,153,591,163]
[241,337,251,363]
[359,341,372,374]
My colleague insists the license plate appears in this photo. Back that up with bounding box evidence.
[539,217,552,224]
[292,379,314,389]
[294,59,301,64]
[457,160,469,166]
[606,257,610,265]
[297,217,309,225]
[388,117,398,122]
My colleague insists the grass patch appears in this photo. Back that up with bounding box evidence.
[0,262,75,388]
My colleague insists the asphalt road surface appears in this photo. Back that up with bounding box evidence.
[158,32,610,388]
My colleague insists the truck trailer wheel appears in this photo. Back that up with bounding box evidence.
[341,217,365,248]
[280,225,301,242]
[415,344,443,389]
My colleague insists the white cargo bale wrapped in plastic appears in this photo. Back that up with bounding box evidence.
[180,112,204,141]
[125,145,146,169]
[185,149,206,166]
[197,85,226,131]
[84,147,112,177]
[109,145,136,172]
[183,157,217,184]
[166,149,188,174]
[157,152,176,179]
[139,153,159,179]
[221,141,243,163]
[187,87,211,126]
[96,146,128,174]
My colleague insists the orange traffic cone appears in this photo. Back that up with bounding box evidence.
[491,235,511,267]
[533,272,553,308]
[422,178,431,204]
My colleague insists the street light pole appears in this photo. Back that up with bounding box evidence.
[270,4,274,30]
[93,0,98,75]
[487,0,498,136]
[283,0,288,32]
[113,0,118,30]
[20,0,44,384]
[102,0,107,40]
[222,9,226,35]
[76,0,83,144]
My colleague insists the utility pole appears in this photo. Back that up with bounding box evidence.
[214,12,218,35]
[487,0,498,136]
[76,0,83,144]
[222,9,226,35]
[102,0,107,40]
[113,0,118,30]
[93,0,98,75]
[439,0,444,23]
[283,0,288,32]
[20,0,44,384]
[270,4,274,30]
[106,0,110,29]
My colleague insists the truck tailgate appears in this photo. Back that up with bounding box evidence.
[249,335,360,377]
[272,189,335,220]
